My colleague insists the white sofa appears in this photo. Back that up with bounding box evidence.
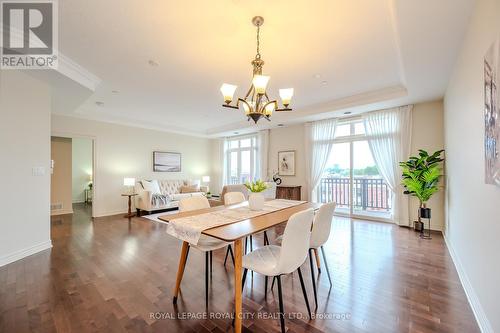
[135,179,208,215]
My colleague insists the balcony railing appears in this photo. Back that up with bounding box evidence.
[319,177,392,211]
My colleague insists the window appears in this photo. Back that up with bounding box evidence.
[225,135,258,184]
[319,119,392,219]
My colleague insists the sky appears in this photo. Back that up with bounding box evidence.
[326,140,376,170]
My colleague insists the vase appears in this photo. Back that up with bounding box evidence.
[248,192,264,211]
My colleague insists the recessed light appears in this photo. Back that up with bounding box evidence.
[148,60,159,67]
[313,74,321,79]
[95,101,104,107]
[277,124,284,127]
[112,90,119,94]
[321,80,328,85]
[344,111,352,115]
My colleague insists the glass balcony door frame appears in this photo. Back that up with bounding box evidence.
[329,119,392,223]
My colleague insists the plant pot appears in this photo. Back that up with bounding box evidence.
[414,220,424,232]
[420,207,431,219]
[248,193,265,211]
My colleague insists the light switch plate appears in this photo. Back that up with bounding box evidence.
[32,167,46,176]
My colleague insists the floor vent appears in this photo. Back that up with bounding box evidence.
[51,203,63,211]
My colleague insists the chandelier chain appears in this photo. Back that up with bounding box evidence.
[256,26,261,59]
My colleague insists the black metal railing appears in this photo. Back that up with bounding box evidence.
[319,177,392,211]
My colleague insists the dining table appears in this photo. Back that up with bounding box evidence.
[158,200,320,333]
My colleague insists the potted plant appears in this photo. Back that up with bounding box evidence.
[244,180,269,211]
[400,149,444,235]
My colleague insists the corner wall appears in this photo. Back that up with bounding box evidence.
[0,71,52,267]
[443,0,500,331]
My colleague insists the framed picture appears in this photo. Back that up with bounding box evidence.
[484,35,500,185]
[153,151,181,172]
[278,150,295,176]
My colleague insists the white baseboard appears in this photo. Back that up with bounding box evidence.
[93,210,128,218]
[50,209,73,216]
[0,240,53,267]
[443,235,493,333]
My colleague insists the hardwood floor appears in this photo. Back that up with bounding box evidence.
[0,203,479,332]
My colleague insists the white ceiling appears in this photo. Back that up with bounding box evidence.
[51,0,475,137]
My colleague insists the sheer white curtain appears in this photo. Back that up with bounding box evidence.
[219,138,228,191]
[305,118,338,202]
[257,129,269,180]
[363,105,413,226]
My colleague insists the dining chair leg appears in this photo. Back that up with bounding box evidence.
[297,267,312,319]
[264,276,268,297]
[205,252,209,307]
[210,251,213,275]
[263,231,269,245]
[249,235,253,252]
[308,248,318,310]
[276,275,286,333]
[320,246,333,287]
[229,245,235,265]
[313,248,321,274]
[173,241,189,304]
[245,237,248,254]
[271,276,276,290]
[224,246,231,266]
[242,268,248,291]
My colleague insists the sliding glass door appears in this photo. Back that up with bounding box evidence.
[319,120,392,220]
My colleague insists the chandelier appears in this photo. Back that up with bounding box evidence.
[220,16,294,123]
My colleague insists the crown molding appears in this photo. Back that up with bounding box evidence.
[1,26,101,91]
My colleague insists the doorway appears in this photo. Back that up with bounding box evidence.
[318,119,392,221]
[50,136,95,217]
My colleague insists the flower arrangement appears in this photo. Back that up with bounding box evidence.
[244,180,268,193]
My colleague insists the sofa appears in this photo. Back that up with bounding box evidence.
[135,179,208,215]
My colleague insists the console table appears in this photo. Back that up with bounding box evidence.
[276,185,302,200]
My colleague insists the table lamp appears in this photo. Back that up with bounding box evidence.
[123,177,135,194]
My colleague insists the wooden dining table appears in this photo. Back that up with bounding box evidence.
[159,200,320,333]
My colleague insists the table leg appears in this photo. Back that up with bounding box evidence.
[173,241,189,304]
[234,238,243,333]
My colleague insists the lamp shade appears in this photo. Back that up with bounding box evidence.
[202,176,210,183]
[252,75,270,94]
[264,102,275,116]
[220,83,237,103]
[279,88,294,106]
[123,178,135,186]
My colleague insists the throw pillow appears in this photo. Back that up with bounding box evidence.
[180,184,200,193]
[141,180,162,195]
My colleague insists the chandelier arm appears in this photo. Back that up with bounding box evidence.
[244,85,253,100]
[222,104,239,109]
[238,98,251,111]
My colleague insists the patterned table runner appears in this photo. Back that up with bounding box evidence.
[166,199,306,245]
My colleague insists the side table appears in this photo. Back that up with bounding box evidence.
[122,193,138,218]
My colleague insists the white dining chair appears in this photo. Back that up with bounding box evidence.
[271,202,336,309]
[224,191,246,205]
[307,201,336,309]
[241,208,314,333]
[176,196,233,307]
[222,191,270,266]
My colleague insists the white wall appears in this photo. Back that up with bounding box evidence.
[443,0,500,331]
[51,115,214,217]
[0,71,52,267]
[72,138,93,203]
[268,125,308,200]
[409,101,445,230]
